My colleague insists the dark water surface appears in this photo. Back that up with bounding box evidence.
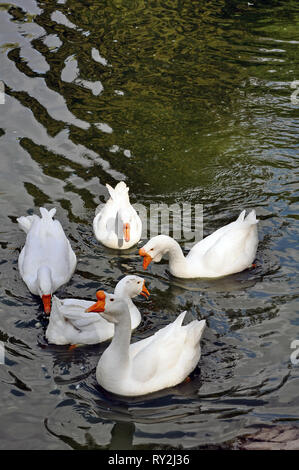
[0,0,298,450]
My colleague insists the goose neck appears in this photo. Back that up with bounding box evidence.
[106,305,131,366]
[166,238,187,275]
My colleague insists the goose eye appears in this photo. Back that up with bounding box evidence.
[150,248,154,251]
[137,281,141,284]
[110,299,114,302]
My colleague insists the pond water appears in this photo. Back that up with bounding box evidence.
[0,0,298,450]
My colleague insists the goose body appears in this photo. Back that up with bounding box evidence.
[45,275,149,345]
[93,181,142,249]
[18,207,77,313]
[88,292,206,396]
[139,210,259,279]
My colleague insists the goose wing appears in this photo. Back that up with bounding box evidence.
[199,210,258,274]
[130,312,188,382]
[55,299,104,329]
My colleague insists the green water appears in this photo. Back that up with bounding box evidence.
[0,0,298,449]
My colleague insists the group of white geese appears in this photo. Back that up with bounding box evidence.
[18,181,259,397]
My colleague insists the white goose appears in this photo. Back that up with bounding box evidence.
[87,291,206,397]
[18,207,77,313]
[139,210,259,279]
[45,275,149,346]
[93,181,142,249]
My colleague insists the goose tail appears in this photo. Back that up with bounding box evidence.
[245,209,258,225]
[50,296,63,319]
[106,181,129,202]
[236,209,258,225]
[237,210,246,222]
[185,319,206,347]
[39,207,56,220]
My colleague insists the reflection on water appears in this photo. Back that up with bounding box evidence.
[0,0,298,450]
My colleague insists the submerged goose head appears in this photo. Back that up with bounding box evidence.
[37,265,53,314]
[95,181,142,249]
[116,206,136,243]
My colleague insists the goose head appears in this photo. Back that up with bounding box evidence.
[114,275,150,299]
[139,235,171,269]
[86,278,150,317]
[85,291,127,324]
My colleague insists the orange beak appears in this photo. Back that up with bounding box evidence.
[139,248,153,270]
[85,290,106,313]
[140,281,150,299]
[42,294,51,315]
[124,223,130,242]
